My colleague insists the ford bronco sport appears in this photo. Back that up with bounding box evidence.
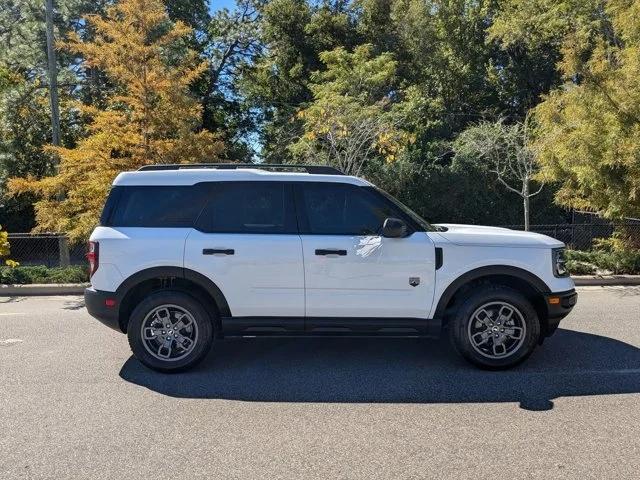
[85,163,577,372]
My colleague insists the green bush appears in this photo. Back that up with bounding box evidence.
[565,258,597,275]
[566,248,640,275]
[0,265,88,284]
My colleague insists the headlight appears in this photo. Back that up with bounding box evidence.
[552,247,569,277]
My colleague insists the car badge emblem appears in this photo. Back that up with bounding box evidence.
[409,277,420,287]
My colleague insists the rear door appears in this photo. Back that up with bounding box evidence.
[295,182,436,320]
[184,181,304,319]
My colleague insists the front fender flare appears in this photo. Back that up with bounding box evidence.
[433,265,550,319]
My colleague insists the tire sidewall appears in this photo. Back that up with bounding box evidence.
[127,290,214,372]
[450,286,540,369]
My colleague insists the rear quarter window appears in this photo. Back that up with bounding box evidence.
[103,184,210,227]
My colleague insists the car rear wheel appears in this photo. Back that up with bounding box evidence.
[449,285,540,369]
[127,290,214,372]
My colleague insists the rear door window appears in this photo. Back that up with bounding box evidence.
[196,182,297,234]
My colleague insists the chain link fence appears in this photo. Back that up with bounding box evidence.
[503,223,640,250]
[6,234,87,267]
[4,222,640,267]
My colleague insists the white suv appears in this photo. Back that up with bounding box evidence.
[85,164,577,372]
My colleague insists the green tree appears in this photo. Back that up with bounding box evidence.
[241,0,358,162]
[356,1,561,224]
[529,0,640,219]
[203,0,264,160]
[488,0,604,52]
[291,45,413,175]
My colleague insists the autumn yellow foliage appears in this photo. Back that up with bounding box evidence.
[0,225,17,267]
[0,225,9,258]
[8,0,224,240]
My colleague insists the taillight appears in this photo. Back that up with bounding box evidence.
[87,241,99,277]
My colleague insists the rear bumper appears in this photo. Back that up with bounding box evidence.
[84,287,122,332]
[543,288,577,336]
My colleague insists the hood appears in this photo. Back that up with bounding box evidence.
[434,224,564,248]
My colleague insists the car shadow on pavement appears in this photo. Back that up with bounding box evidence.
[119,328,640,411]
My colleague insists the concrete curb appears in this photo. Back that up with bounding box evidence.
[572,275,640,286]
[1,276,640,296]
[0,283,89,296]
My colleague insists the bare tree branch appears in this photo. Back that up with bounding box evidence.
[454,117,543,230]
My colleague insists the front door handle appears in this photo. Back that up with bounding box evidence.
[315,249,347,256]
[203,248,234,255]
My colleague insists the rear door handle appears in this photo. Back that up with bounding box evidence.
[315,249,347,256]
[203,248,234,255]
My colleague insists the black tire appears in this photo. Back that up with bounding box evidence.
[127,290,214,373]
[448,285,540,370]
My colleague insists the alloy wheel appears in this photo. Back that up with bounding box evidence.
[467,301,527,359]
[140,304,199,361]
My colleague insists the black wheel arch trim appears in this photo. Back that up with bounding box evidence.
[433,265,551,319]
[183,268,231,317]
[115,266,231,318]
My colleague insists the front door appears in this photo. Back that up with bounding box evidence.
[295,182,436,319]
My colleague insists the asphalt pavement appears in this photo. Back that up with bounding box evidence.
[1,287,639,479]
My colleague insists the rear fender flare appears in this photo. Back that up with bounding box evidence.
[115,266,231,318]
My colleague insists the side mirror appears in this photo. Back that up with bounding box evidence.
[382,217,407,238]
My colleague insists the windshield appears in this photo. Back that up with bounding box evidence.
[371,187,437,232]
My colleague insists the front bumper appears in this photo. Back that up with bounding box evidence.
[84,287,122,332]
[543,288,577,336]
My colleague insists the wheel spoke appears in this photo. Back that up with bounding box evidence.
[474,309,493,327]
[143,327,159,340]
[174,333,194,351]
[497,305,514,323]
[174,314,194,332]
[504,326,524,340]
[157,337,173,359]
[154,307,172,327]
[471,331,491,346]
[492,341,507,357]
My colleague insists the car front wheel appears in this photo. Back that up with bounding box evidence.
[449,285,541,369]
[127,290,214,372]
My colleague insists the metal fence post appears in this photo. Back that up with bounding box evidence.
[58,235,70,267]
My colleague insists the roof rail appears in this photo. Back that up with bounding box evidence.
[137,163,344,175]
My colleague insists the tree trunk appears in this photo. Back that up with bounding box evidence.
[523,179,530,231]
[45,0,61,149]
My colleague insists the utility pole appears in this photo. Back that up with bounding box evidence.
[45,0,61,147]
[45,0,69,266]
